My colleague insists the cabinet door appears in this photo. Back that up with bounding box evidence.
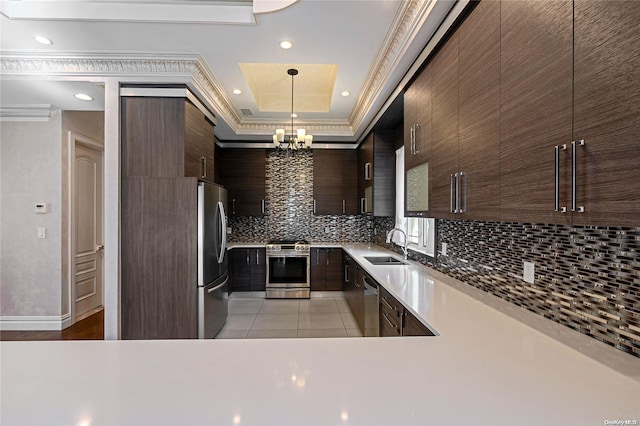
[184,100,214,182]
[325,248,343,291]
[500,0,573,224]
[219,149,266,216]
[229,249,251,292]
[457,0,501,221]
[402,310,434,336]
[250,248,266,291]
[429,33,459,219]
[405,68,431,169]
[310,248,327,291]
[313,150,343,215]
[412,67,432,167]
[342,150,359,215]
[573,0,640,227]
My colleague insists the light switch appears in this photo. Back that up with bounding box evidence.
[37,228,46,239]
[441,242,448,256]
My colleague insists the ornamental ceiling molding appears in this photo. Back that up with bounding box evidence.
[348,0,436,134]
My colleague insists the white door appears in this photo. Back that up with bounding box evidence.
[73,142,104,321]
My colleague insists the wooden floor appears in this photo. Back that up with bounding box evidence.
[0,309,104,341]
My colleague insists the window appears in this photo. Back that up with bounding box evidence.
[406,217,435,257]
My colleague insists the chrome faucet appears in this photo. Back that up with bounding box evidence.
[386,227,408,259]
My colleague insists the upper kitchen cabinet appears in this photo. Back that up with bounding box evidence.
[456,0,501,222]
[121,96,215,182]
[404,65,432,169]
[572,0,640,227]
[217,148,266,216]
[313,149,358,215]
[358,132,395,216]
[429,32,459,219]
[499,0,573,224]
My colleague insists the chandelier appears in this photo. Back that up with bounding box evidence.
[273,68,313,150]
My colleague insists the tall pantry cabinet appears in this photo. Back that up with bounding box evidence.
[120,93,216,339]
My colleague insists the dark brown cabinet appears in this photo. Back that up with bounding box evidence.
[572,0,640,227]
[379,285,402,337]
[217,148,266,216]
[229,248,266,292]
[120,94,216,340]
[310,248,343,291]
[344,264,364,335]
[122,97,215,182]
[429,32,459,219]
[313,149,358,215]
[358,132,395,216]
[499,0,574,225]
[379,285,433,337]
[456,0,501,222]
[404,65,432,169]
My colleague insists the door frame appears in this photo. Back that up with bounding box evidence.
[67,131,105,325]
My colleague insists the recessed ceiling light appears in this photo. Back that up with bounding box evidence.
[233,89,242,95]
[291,113,298,118]
[74,93,93,101]
[341,91,351,97]
[279,40,293,50]
[34,35,53,45]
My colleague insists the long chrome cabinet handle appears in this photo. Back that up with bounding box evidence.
[555,144,567,212]
[383,313,399,330]
[572,140,585,213]
[380,296,396,311]
[344,265,349,282]
[455,172,461,214]
[414,124,420,155]
[360,197,366,214]
[313,199,316,214]
[342,199,346,214]
[232,199,236,215]
[261,199,265,214]
[450,174,455,213]
[460,172,467,213]
[201,156,207,178]
[364,162,372,180]
[256,250,259,265]
[410,125,414,155]
[246,250,250,264]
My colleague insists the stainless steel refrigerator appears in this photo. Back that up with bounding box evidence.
[197,182,228,339]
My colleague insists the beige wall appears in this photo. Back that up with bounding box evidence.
[1,111,63,317]
[0,110,104,328]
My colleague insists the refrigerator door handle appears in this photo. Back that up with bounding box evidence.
[207,276,229,294]
[217,201,227,263]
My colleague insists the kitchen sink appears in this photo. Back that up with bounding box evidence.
[364,256,407,265]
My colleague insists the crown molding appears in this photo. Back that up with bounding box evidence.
[348,0,438,138]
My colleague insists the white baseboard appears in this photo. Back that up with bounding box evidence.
[0,313,71,331]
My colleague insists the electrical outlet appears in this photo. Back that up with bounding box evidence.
[37,227,46,239]
[324,227,330,234]
[523,261,535,284]
[441,242,448,256]
[226,227,232,234]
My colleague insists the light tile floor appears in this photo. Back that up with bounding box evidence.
[216,296,363,339]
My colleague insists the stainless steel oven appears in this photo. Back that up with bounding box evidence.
[265,240,310,299]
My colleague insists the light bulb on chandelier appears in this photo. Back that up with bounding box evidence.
[273,68,313,150]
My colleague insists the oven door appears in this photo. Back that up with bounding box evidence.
[266,255,309,288]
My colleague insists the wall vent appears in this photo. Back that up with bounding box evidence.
[240,108,253,116]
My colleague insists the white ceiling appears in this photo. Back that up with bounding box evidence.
[0,0,456,143]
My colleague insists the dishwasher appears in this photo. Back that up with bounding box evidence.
[362,273,380,337]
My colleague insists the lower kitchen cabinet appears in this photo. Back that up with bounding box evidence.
[379,285,433,337]
[310,248,343,291]
[403,310,434,336]
[344,263,364,335]
[229,248,265,292]
[379,286,403,337]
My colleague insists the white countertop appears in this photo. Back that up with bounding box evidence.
[2,243,639,426]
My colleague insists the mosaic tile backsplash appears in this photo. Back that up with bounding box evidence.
[227,150,372,243]
[376,218,640,358]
